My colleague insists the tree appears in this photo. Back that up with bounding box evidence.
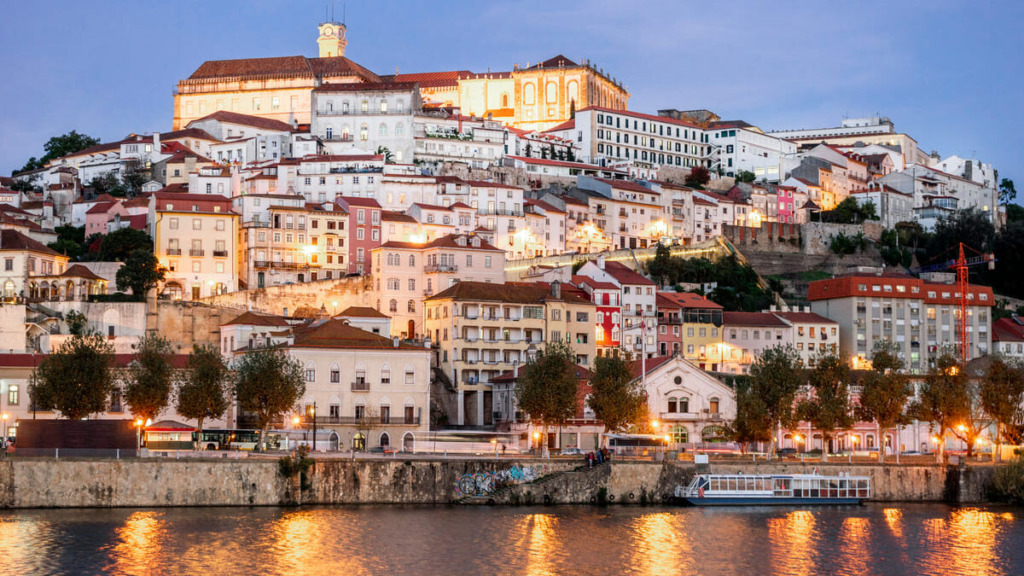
[684,166,711,189]
[233,346,305,451]
[820,197,878,224]
[375,146,395,164]
[566,147,576,162]
[735,170,756,184]
[515,341,578,455]
[15,130,99,174]
[748,344,803,458]
[87,172,126,197]
[980,357,1024,463]
[122,335,176,423]
[912,350,974,463]
[994,221,1024,300]
[796,354,854,462]
[525,143,533,158]
[1000,178,1017,205]
[99,227,153,262]
[588,354,648,443]
[29,331,114,420]
[856,341,912,463]
[64,310,89,336]
[725,379,773,453]
[119,159,150,197]
[927,209,995,263]
[176,345,231,450]
[9,179,40,193]
[48,225,86,260]
[116,249,166,298]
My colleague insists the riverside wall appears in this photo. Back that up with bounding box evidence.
[0,458,998,509]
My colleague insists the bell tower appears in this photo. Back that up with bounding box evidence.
[317,22,347,58]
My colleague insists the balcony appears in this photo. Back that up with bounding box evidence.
[213,250,229,257]
[189,249,205,257]
[312,415,420,426]
[425,263,458,273]
[167,248,182,256]
[351,381,370,392]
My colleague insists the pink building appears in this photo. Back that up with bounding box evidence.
[574,275,622,356]
[776,185,797,224]
[336,196,381,275]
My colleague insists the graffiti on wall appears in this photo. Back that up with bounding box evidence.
[453,464,549,497]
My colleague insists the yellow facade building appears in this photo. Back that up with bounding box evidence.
[174,25,629,133]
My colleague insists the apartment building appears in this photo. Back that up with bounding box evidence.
[0,229,70,302]
[575,258,657,335]
[149,192,238,300]
[413,113,506,169]
[572,107,715,171]
[809,271,994,373]
[311,81,420,163]
[707,121,796,182]
[336,196,381,274]
[424,281,596,426]
[576,176,669,250]
[574,275,623,357]
[371,233,506,339]
[658,292,725,371]
[721,312,792,374]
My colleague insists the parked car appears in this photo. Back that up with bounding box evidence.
[369,446,396,454]
[777,448,798,458]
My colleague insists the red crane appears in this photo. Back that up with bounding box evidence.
[911,243,995,365]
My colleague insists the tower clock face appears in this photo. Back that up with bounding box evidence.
[324,27,333,36]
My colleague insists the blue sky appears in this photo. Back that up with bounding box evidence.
[1,1,1020,189]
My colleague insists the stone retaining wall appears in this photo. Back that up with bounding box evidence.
[0,458,997,509]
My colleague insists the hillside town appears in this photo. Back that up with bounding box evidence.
[2,20,1022,462]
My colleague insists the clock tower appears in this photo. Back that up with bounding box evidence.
[317,22,347,58]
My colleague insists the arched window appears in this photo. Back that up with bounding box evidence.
[342,101,350,113]
[403,432,415,451]
[524,83,535,105]
[389,299,398,312]
[379,432,391,448]
[407,300,415,313]
[396,123,404,136]
[671,425,688,444]
[379,124,388,137]
[667,397,677,412]
[408,254,415,267]
[546,82,558,103]
[304,362,316,383]
[501,93,509,108]
[408,278,416,291]
[679,397,689,413]
[360,124,368,141]
[380,364,391,385]
[709,397,720,414]
[567,81,579,105]
[352,433,366,451]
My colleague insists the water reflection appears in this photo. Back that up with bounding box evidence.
[769,510,818,576]
[838,517,871,576]
[522,513,561,576]
[108,511,167,575]
[631,512,688,575]
[921,508,1007,576]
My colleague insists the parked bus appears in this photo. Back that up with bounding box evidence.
[195,429,286,451]
[413,431,524,455]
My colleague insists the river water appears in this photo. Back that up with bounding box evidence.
[0,504,1020,575]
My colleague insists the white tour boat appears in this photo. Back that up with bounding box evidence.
[674,472,871,506]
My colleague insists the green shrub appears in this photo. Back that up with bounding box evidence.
[991,456,1024,504]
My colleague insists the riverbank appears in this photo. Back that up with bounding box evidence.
[0,457,997,509]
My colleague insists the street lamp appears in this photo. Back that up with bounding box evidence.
[135,418,144,451]
[957,424,967,458]
[849,435,858,463]
[1,413,8,440]
[308,403,318,452]
[532,431,541,456]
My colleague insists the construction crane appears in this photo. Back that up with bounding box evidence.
[910,243,996,365]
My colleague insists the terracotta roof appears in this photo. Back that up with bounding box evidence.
[427,281,592,305]
[544,119,576,133]
[411,202,453,212]
[379,233,503,252]
[657,291,723,310]
[573,275,618,291]
[525,198,566,214]
[191,111,295,133]
[85,202,116,215]
[313,81,417,93]
[772,311,837,324]
[380,70,471,89]
[723,311,789,327]
[506,155,624,172]
[382,210,417,223]
[0,229,61,256]
[60,264,105,281]
[186,55,380,83]
[448,202,473,210]
[338,306,389,319]
[598,261,655,286]
[291,320,424,350]
[628,354,676,379]
[222,311,291,327]
[578,106,701,129]
[337,196,381,208]
[993,317,1024,343]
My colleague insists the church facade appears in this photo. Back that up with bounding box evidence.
[173,24,629,133]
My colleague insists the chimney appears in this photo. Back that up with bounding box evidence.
[551,280,561,299]
[153,132,161,154]
[393,336,400,348]
[597,254,606,270]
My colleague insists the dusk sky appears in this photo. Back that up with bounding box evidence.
[1,1,1021,189]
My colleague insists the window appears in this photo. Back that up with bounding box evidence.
[330,367,340,383]
[193,219,202,230]
[381,366,391,385]
[305,368,316,382]
[169,218,178,230]
[8,384,18,406]
[389,299,398,312]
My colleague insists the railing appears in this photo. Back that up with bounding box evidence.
[312,416,420,426]
[317,109,405,117]
[351,381,370,392]
[189,249,205,257]
[424,263,458,273]
[167,248,182,255]
[12,448,142,459]
[213,250,228,257]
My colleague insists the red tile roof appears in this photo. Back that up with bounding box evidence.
[427,280,592,305]
[657,291,723,310]
[772,311,838,325]
[379,233,502,252]
[599,260,655,286]
[191,111,295,133]
[0,229,61,256]
[380,70,471,89]
[993,317,1024,343]
[382,210,417,223]
[187,55,380,83]
[222,311,292,327]
[723,311,789,327]
[291,320,423,350]
[544,119,576,133]
[338,306,389,319]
